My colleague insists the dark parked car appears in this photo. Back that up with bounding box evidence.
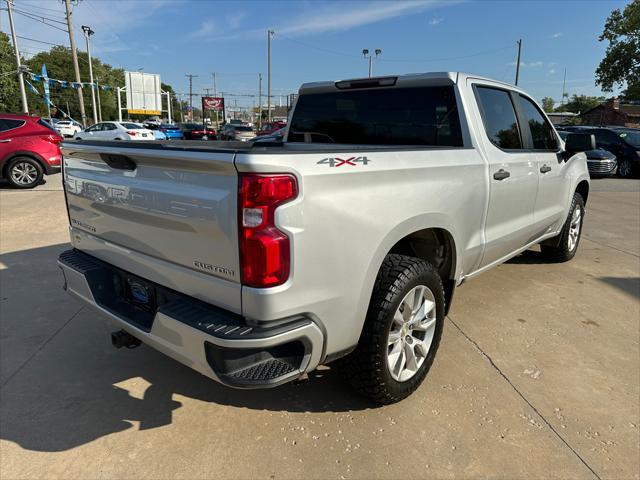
[0,113,62,188]
[589,127,640,178]
[180,123,216,140]
[558,131,617,176]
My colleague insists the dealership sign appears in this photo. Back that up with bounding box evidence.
[202,97,224,112]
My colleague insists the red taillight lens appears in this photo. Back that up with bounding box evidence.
[239,174,298,288]
[126,131,138,136]
[44,134,63,144]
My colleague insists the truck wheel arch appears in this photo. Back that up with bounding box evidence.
[355,220,461,344]
[576,179,589,205]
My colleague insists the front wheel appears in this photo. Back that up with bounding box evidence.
[541,192,585,262]
[617,159,634,178]
[340,254,445,404]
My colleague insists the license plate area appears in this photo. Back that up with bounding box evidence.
[124,275,156,313]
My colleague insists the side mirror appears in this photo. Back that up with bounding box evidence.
[564,133,595,154]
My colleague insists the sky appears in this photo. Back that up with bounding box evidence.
[0,0,630,109]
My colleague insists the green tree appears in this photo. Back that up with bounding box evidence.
[555,94,604,113]
[595,0,640,101]
[541,97,555,112]
[0,32,20,113]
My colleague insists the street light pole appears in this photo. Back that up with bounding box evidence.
[362,48,381,78]
[6,0,28,113]
[82,25,98,125]
[267,29,274,123]
[515,39,522,86]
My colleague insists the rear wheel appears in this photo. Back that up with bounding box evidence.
[541,192,585,262]
[6,157,44,189]
[340,254,445,404]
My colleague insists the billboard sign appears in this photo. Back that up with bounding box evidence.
[202,97,224,112]
[125,71,162,115]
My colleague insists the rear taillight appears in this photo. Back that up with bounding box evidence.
[126,131,138,136]
[239,174,298,288]
[44,134,63,144]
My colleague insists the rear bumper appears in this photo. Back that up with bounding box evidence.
[57,249,324,388]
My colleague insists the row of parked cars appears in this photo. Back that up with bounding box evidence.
[69,119,287,143]
[1,110,637,189]
[556,125,640,178]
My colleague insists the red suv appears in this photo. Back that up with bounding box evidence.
[256,121,287,136]
[0,113,63,188]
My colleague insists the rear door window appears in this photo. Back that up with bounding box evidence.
[0,119,26,132]
[288,85,463,146]
[517,95,559,150]
[475,86,522,150]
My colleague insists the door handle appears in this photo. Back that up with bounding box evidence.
[0,139,11,143]
[540,164,551,174]
[493,169,510,181]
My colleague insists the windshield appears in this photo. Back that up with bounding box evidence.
[122,123,143,129]
[162,125,180,130]
[618,130,640,147]
[234,126,253,132]
[288,86,463,146]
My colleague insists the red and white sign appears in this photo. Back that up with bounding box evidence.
[202,97,224,112]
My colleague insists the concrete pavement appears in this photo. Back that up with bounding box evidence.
[0,175,638,479]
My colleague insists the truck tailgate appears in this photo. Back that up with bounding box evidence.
[62,142,241,312]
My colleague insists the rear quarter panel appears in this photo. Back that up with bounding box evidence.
[236,146,487,356]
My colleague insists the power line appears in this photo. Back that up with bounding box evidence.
[12,7,67,25]
[16,35,62,46]
[12,9,68,33]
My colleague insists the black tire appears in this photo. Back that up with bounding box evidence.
[617,158,634,178]
[6,157,44,189]
[340,254,445,404]
[540,192,585,262]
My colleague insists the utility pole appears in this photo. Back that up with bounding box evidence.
[64,0,86,127]
[258,73,262,130]
[82,25,97,124]
[515,39,522,86]
[212,72,217,96]
[267,29,274,122]
[6,0,28,113]
[95,79,102,122]
[185,74,197,121]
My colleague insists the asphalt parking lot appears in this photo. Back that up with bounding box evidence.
[0,174,638,479]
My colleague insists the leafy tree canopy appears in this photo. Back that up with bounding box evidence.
[555,94,605,113]
[596,0,640,101]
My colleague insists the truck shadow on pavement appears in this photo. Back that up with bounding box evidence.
[0,244,377,453]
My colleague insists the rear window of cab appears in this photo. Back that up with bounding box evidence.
[288,86,463,146]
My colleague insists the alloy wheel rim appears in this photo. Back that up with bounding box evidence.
[568,205,582,252]
[619,160,631,177]
[10,162,37,185]
[387,285,437,382]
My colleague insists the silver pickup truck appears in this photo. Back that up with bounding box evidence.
[58,72,593,404]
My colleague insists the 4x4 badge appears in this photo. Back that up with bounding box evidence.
[317,156,370,167]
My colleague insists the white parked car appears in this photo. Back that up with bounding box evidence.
[75,122,155,141]
[55,120,82,138]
